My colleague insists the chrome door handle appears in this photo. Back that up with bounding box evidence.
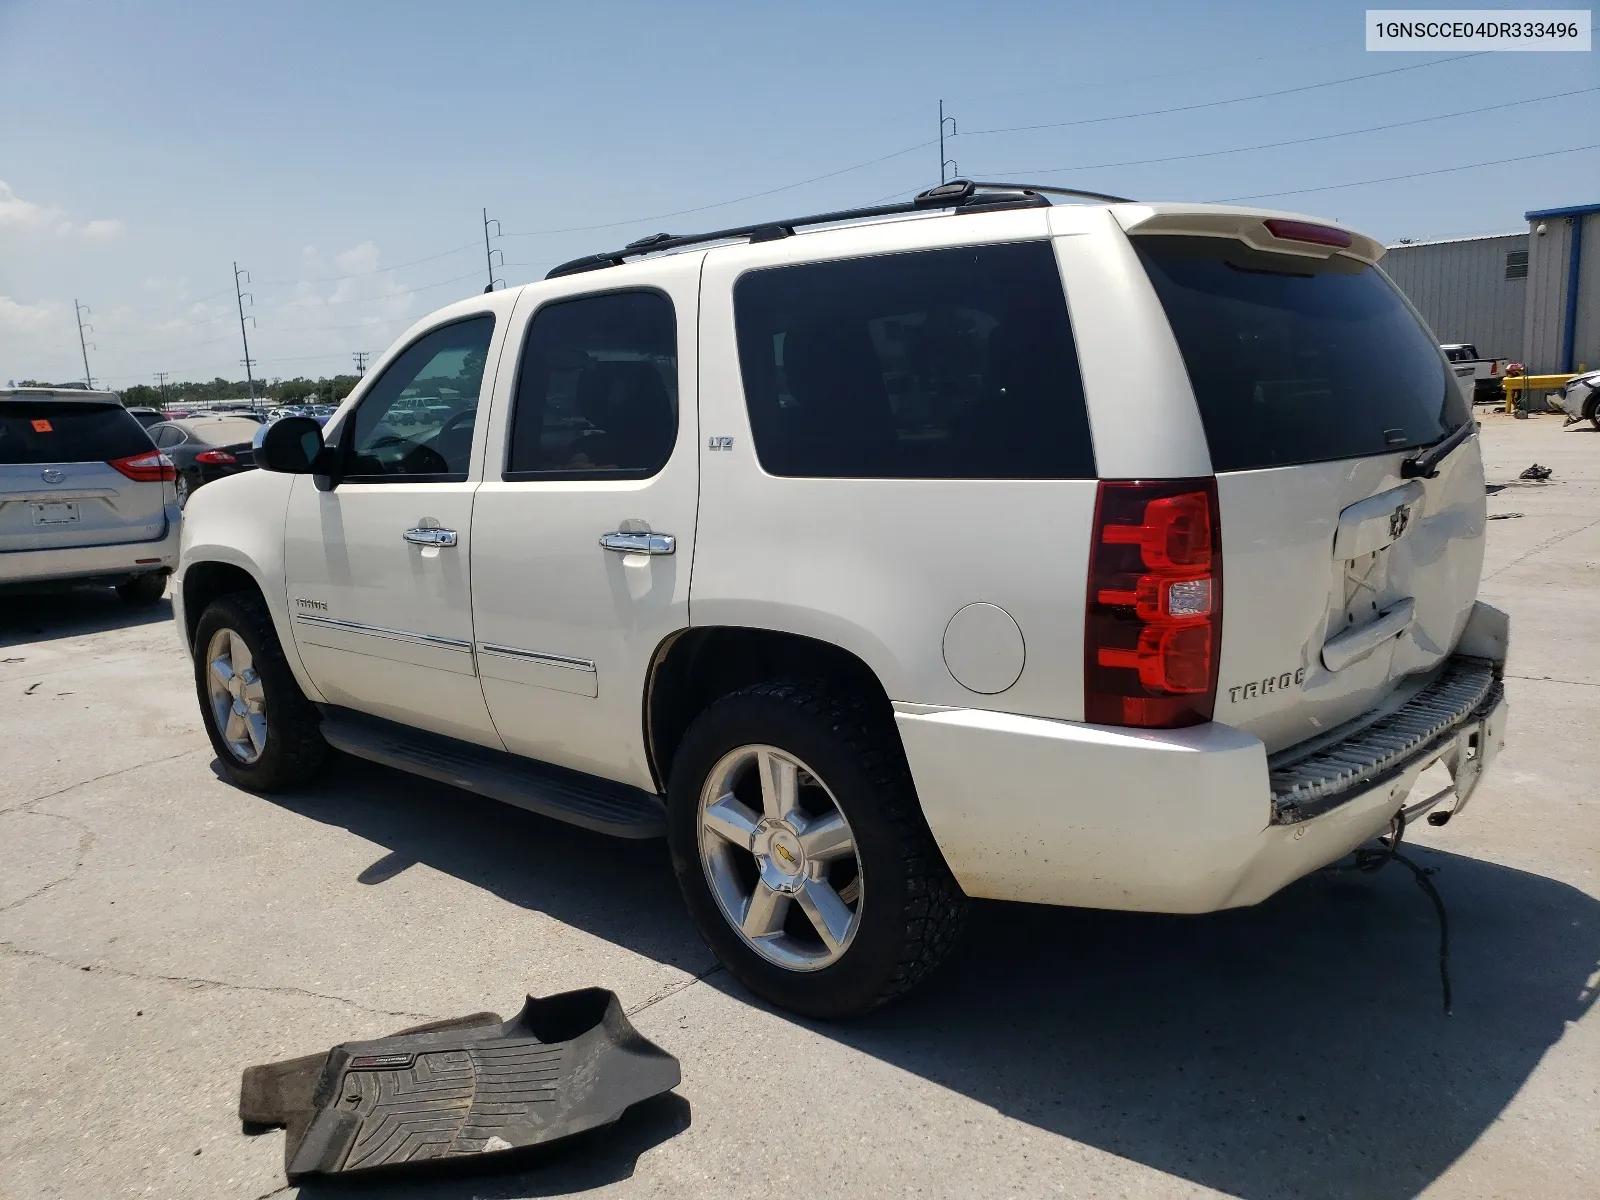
[599,531,675,555]
[403,526,458,547]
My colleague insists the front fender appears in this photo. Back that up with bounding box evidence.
[177,469,326,704]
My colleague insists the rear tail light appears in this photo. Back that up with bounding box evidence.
[1262,218,1354,249]
[1085,479,1222,728]
[108,450,177,482]
[194,449,237,464]
[1489,361,1499,375]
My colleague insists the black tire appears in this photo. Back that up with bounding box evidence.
[116,570,169,605]
[1586,397,1600,431]
[193,590,330,791]
[666,680,967,1019]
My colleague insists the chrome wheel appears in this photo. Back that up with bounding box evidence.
[697,745,864,971]
[205,627,267,764]
[175,473,190,508]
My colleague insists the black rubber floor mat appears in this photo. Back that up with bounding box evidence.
[239,990,680,1182]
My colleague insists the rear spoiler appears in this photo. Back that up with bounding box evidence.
[1110,204,1385,267]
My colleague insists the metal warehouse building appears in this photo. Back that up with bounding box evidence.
[1383,202,1599,374]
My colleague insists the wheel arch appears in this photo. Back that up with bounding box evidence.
[179,551,326,704]
[644,626,898,792]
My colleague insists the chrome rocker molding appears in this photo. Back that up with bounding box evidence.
[1268,655,1501,825]
[476,643,596,673]
[293,613,473,654]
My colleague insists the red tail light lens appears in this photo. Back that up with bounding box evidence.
[108,450,177,482]
[194,449,237,464]
[1085,479,1222,728]
[1262,218,1353,249]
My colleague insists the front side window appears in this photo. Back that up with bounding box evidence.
[505,290,678,479]
[343,315,495,481]
[733,241,1095,480]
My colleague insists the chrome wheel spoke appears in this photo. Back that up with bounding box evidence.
[228,631,253,675]
[796,811,854,863]
[239,671,265,708]
[703,794,760,851]
[209,658,234,689]
[741,881,790,939]
[243,712,268,756]
[795,879,854,954]
[757,749,798,821]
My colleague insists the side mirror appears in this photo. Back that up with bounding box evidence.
[255,417,327,475]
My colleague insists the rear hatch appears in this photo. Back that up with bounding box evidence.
[0,400,171,552]
[1126,214,1483,754]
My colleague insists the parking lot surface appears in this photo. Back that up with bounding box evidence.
[2,410,1597,1200]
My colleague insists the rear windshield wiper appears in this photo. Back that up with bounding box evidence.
[1401,420,1475,479]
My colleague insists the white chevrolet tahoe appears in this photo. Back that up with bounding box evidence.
[174,181,1509,1018]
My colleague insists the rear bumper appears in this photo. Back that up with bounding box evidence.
[0,507,180,588]
[896,656,1507,915]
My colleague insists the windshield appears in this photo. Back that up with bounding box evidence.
[1135,236,1466,472]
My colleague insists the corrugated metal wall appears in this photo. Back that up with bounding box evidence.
[1524,219,1572,372]
[1574,212,1600,373]
[1383,234,1527,361]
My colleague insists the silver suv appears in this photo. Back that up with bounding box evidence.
[0,388,180,602]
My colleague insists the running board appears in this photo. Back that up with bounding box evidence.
[319,708,666,839]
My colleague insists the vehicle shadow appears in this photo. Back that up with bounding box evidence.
[263,756,1598,1200]
[0,586,172,646]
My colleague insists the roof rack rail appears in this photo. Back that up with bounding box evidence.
[545,179,1133,279]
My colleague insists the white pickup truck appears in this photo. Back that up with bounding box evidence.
[1441,343,1508,404]
[173,182,1509,1018]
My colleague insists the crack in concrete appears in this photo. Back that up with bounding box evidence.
[0,809,97,914]
[1,746,207,815]
[625,961,725,1017]
[1483,515,1600,582]
[1506,673,1600,688]
[0,942,438,1022]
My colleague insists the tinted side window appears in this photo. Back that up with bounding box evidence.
[733,242,1094,480]
[1135,237,1466,472]
[0,402,154,465]
[506,291,677,479]
[344,315,495,481]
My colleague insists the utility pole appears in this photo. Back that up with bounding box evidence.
[939,101,958,184]
[482,208,504,292]
[154,372,169,403]
[73,300,96,388]
[233,262,258,405]
[352,351,370,376]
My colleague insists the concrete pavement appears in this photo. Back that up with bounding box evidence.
[2,409,1597,1199]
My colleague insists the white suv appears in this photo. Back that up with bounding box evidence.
[173,182,1509,1018]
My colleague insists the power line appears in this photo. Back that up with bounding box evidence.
[500,136,937,238]
[974,85,1600,178]
[1214,141,1600,202]
[961,52,1485,138]
[73,300,96,388]
[253,241,481,286]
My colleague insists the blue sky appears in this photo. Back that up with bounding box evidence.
[2,0,1596,388]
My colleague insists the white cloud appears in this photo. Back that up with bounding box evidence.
[0,180,124,238]
[0,295,65,333]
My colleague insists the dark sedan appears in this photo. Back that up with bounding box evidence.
[146,416,261,506]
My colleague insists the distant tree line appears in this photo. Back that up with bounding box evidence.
[15,375,364,408]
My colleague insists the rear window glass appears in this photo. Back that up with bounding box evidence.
[1135,236,1467,472]
[0,402,153,465]
[734,241,1095,479]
